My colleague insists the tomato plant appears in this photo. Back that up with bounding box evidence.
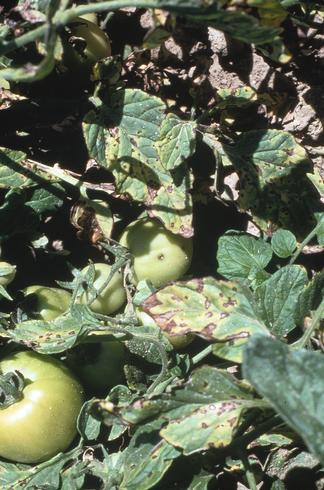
[62,16,111,71]
[79,263,126,315]
[0,350,84,464]
[0,1,324,488]
[0,262,16,286]
[72,340,125,393]
[119,218,193,287]
[23,286,72,321]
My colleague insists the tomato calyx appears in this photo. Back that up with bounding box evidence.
[0,370,25,408]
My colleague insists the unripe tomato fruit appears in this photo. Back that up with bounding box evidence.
[63,16,111,70]
[0,261,16,286]
[136,308,194,350]
[119,218,193,288]
[23,286,72,321]
[79,13,98,24]
[0,350,84,464]
[74,340,125,393]
[79,263,126,315]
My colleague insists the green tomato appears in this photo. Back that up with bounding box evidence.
[79,263,126,315]
[23,286,72,321]
[63,16,111,70]
[0,261,16,286]
[136,308,194,350]
[74,340,125,393]
[0,350,84,464]
[79,13,98,24]
[119,218,193,287]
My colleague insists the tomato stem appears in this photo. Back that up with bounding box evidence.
[289,220,322,265]
[238,449,258,490]
[291,297,324,350]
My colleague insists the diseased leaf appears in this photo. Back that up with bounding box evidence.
[217,232,273,281]
[247,0,288,27]
[307,169,324,198]
[222,129,321,238]
[8,305,100,354]
[142,277,269,362]
[243,336,324,465]
[217,87,257,109]
[159,398,252,454]
[83,89,193,236]
[189,9,281,45]
[266,447,321,481]
[157,113,196,170]
[97,366,258,456]
[224,129,308,179]
[271,229,297,258]
[255,265,308,337]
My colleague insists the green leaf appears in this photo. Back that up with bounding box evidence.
[142,277,269,362]
[26,183,65,214]
[294,270,324,327]
[271,229,297,258]
[315,212,324,246]
[127,324,172,365]
[270,481,286,490]
[0,189,40,240]
[187,471,215,489]
[77,399,101,441]
[0,148,28,188]
[243,336,324,465]
[82,118,107,166]
[255,265,308,338]
[120,421,180,489]
[157,113,197,170]
[0,148,65,213]
[217,232,273,282]
[0,449,84,489]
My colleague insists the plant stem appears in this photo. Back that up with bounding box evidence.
[0,0,194,56]
[0,24,47,56]
[291,298,324,350]
[289,221,321,265]
[239,449,258,490]
[192,344,213,365]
